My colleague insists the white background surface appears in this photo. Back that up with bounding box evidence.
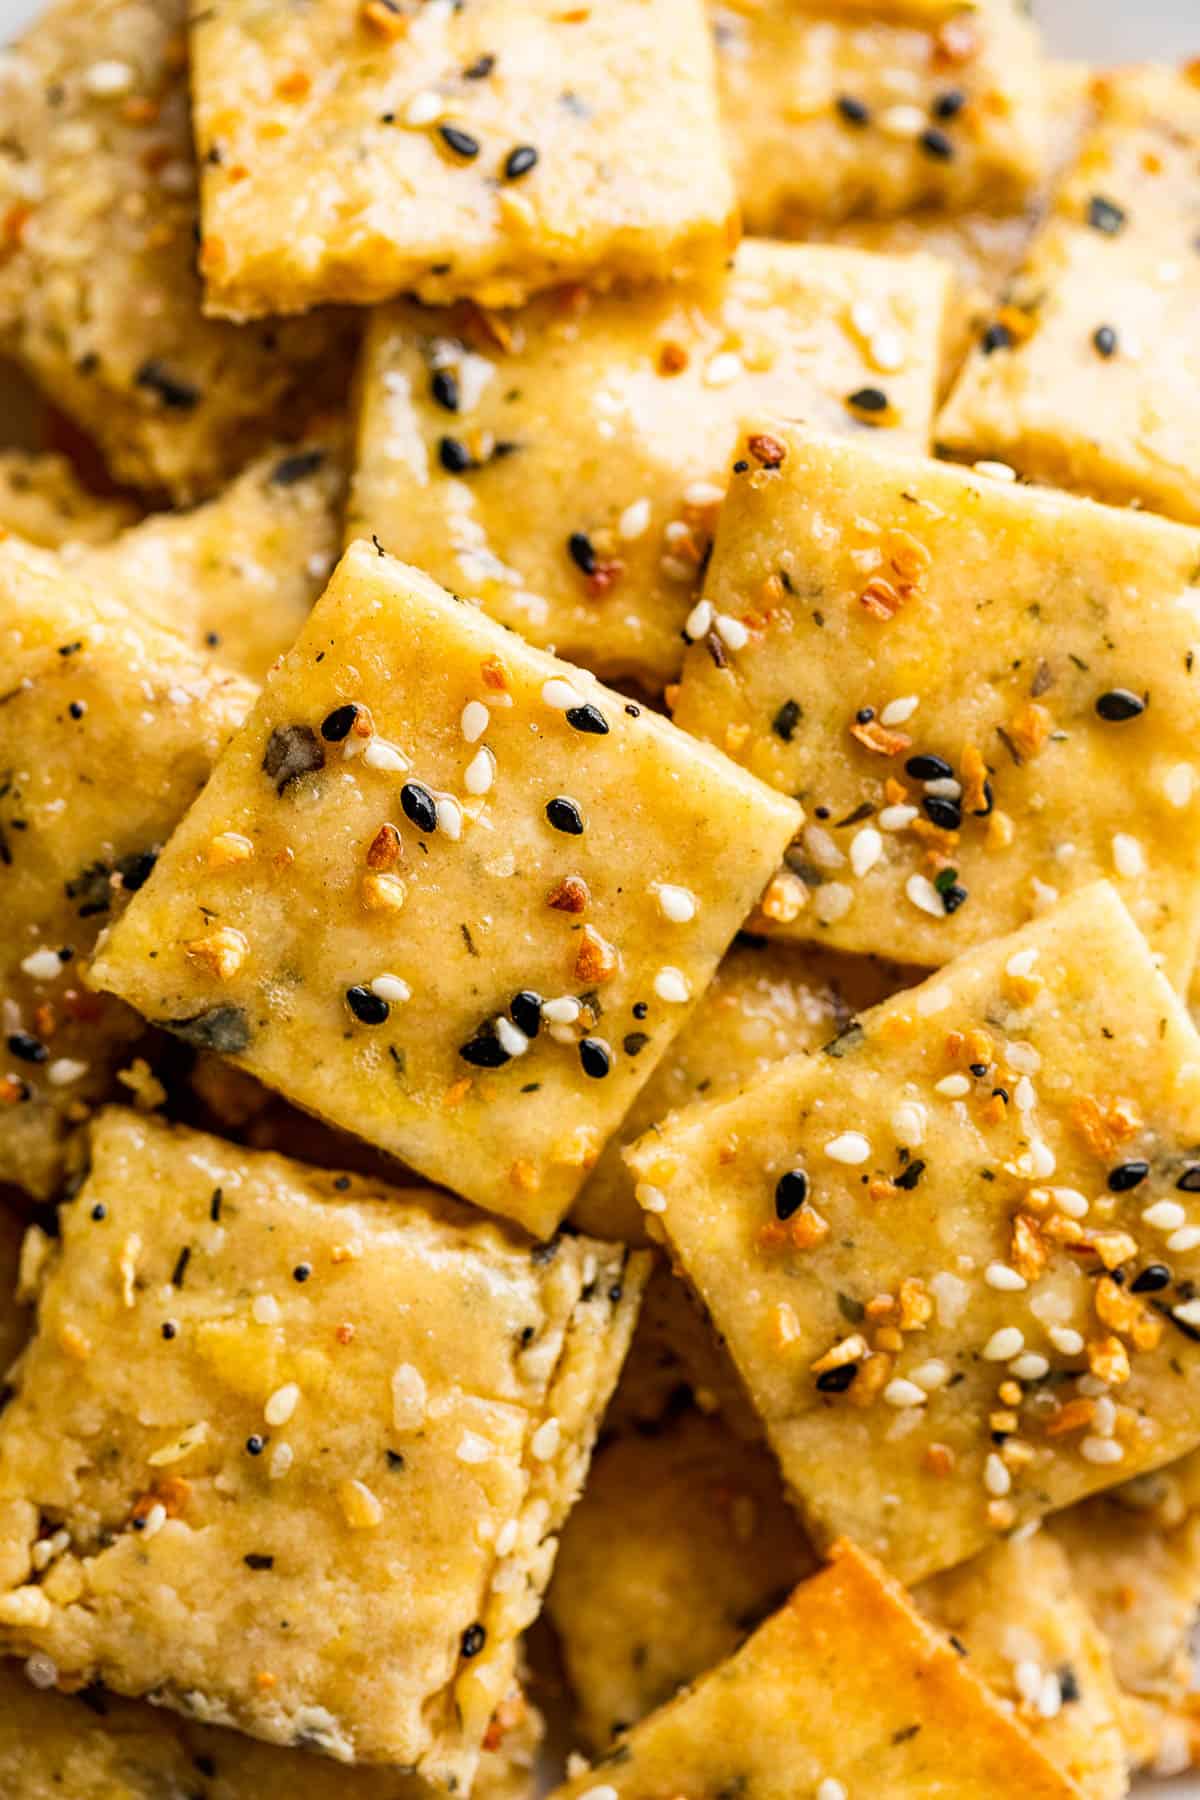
[0,0,1197,1791]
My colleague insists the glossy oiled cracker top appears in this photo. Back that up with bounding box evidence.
[674,420,1200,990]
[90,540,800,1236]
[192,0,736,318]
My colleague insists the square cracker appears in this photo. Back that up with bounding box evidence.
[937,68,1200,525]
[0,1108,647,1780]
[347,240,950,687]
[60,436,345,680]
[0,0,354,500]
[571,939,911,1244]
[712,0,1045,235]
[89,539,800,1238]
[0,538,255,1201]
[627,884,1200,1585]
[191,0,736,320]
[672,419,1200,991]
[0,452,138,549]
[0,1653,542,1800]
[548,1538,1079,1800]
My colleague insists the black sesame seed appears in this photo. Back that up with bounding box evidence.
[171,1246,191,1288]
[932,88,966,119]
[732,458,750,473]
[1092,324,1118,358]
[772,698,802,741]
[565,703,609,736]
[460,1031,511,1069]
[632,1002,648,1020]
[161,1321,177,1340]
[579,1037,612,1079]
[1177,1166,1200,1192]
[510,991,542,1039]
[836,94,870,126]
[546,796,584,835]
[292,1263,311,1283]
[91,1203,107,1221]
[1107,1160,1150,1192]
[438,436,473,473]
[774,1169,809,1221]
[1087,194,1126,235]
[7,1031,47,1064]
[504,144,538,180]
[919,125,955,160]
[816,1363,859,1393]
[461,1622,486,1658]
[847,386,889,413]
[1131,1263,1172,1294]
[623,1030,650,1056]
[969,1062,989,1078]
[244,1553,274,1570]
[439,124,480,159]
[567,531,597,575]
[320,703,359,742]
[246,1435,266,1455]
[922,794,962,831]
[1095,689,1145,722]
[463,53,495,79]
[346,985,390,1026]
[401,781,439,833]
[970,779,994,818]
[68,700,86,719]
[431,368,460,412]
[1058,1666,1081,1704]
[855,707,875,724]
[895,1158,926,1191]
[941,883,968,914]
[134,358,200,411]
[270,448,325,486]
[904,753,954,781]
[981,321,1013,355]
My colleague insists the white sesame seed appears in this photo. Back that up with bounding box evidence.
[139,1502,167,1539]
[579,1787,619,1800]
[890,1100,926,1146]
[84,58,134,96]
[869,329,906,374]
[1081,1436,1125,1465]
[879,804,919,831]
[530,1418,560,1461]
[906,873,944,917]
[1173,1298,1200,1327]
[264,1383,300,1427]
[655,883,697,923]
[24,1653,58,1690]
[1168,1225,1200,1253]
[495,1017,529,1057]
[636,1183,668,1214]
[973,460,1018,482]
[404,89,443,126]
[435,795,463,840]
[879,696,918,727]
[460,700,489,742]
[879,102,925,137]
[1076,1374,1109,1400]
[1014,1660,1043,1705]
[269,1441,294,1480]
[817,1781,847,1800]
[923,777,962,800]
[883,1377,926,1408]
[930,1271,969,1327]
[985,1262,1026,1292]
[1049,1327,1085,1356]
[1028,1139,1056,1178]
[542,677,582,711]
[813,881,853,924]
[541,996,580,1025]
[714,613,749,651]
[1036,1672,1063,1719]
[983,1327,1024,1361]
[251,1295,281,1325]
[935,1074,970,1098]
[653,967,691,1005]
[46,1058,88,1087]
[984,1453,1012,1496]
[704,351,743,387]
[20,948,64,981]
[1052,1188,1089,1219]
[457,1430,493,1465]
[1112,833,1146,879]
[1004,1042,1041,1075]
[1144,1200,1186,1231]
[684,598,713,640]
[1005,948,1039,978]
[463,745,495,795]
[1164,763,1196,808]
[825,1131,871,1165]
[683,480,724,508]
[1010,1353,1049,1381]
[391,1363,427,1431]
[1013,1076,1036,1113]
[803,824,844,869]
[1093,1395,1117,1434]
[849,826,883,878]
[618,498,652,541]
[909,1359,950,1391]
[370,974,411,1004]
[495,1519,519,1556]
[363,738,410,772]
[661,554,694,582]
